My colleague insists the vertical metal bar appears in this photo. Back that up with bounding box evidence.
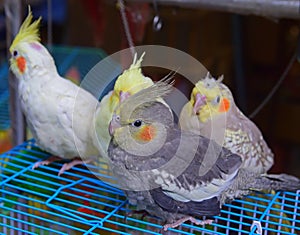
[4,0,26,146]
[9,211,13,235]
[291,190,299,234]
[17,204,22,235]
[226,206,231,234]
[3,217,7,234]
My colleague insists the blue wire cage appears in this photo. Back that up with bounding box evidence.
[0,45,108,130]
[0,139,300,235]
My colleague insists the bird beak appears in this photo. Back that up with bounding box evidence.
[16,56,26,74]
[119,91,130,103]
[193,93,206,114]
[109,115,121,136]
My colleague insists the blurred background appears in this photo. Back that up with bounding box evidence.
[0,0,300,176]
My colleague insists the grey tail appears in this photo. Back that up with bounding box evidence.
[236,168,300,192]
[221,169,300,205]
[256,173,300,192]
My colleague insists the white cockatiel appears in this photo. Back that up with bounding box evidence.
[9,9,99,175]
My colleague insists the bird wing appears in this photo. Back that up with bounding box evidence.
[223,109,274,173]
[151,131,242,203]
[46,77,99,158]
[150,187,220,217]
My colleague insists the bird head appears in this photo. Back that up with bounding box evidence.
[109,77,174,155]
[109,52,154,111]
[191,73,232,123]
[9,8,57,80]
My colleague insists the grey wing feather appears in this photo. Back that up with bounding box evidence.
[150,187,220,217]
[154,130,242,203]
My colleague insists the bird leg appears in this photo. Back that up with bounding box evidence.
[32,155,62,170]
[58,158,94,176]
[32,156,94,176]
[163,217,213,231]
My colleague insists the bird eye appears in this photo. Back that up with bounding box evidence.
[132,120,142,127]
[113,114,120,122]
[13,50,18,57]
[215,96,221,103]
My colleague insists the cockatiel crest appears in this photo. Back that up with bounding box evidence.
[118,76,174,121]
[111,52,154,106]
[9,7,41,51]
[200,72,224,89]
[9,7,56,79]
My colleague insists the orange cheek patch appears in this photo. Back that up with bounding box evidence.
[138,125,156,142]
[219,98,230,112]
[16,56,26,74]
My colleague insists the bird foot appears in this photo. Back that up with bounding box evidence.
[32,156,61,170]
[32,155,94,176]
[58,158,94,176]
[163,217,213,231]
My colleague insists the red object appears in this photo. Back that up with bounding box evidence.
[120,2,151,48]
[82,0,106,46]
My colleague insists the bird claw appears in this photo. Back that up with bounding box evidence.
[58,158,93,176]
[58,160,83,176]
[58,162,73,176]
[163,217,213,231]
[32,156,61,170]
[32,161,49,169]
[32,156,93,176]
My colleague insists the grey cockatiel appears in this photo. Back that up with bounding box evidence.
[9,9,99,175]
[179,73,274,174]
[107,79,300,231]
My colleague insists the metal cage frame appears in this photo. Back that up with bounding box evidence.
[1,140,300,234]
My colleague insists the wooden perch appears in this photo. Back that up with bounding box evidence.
[125,0,300,19]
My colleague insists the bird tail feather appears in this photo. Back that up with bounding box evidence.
[236,169,300,192]
[255,173,300,192]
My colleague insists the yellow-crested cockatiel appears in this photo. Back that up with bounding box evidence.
[179,74,297,232]
[93,52,154,158]
[9,9,99,175]
[179,73,274,174]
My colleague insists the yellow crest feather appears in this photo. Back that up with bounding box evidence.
[114,52,151,93]
[129,52,145,70]
[118,74,175,123]
[9,7,41,52]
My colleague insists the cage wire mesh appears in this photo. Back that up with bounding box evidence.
[0,45,107,130]
[0,139,300,235]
